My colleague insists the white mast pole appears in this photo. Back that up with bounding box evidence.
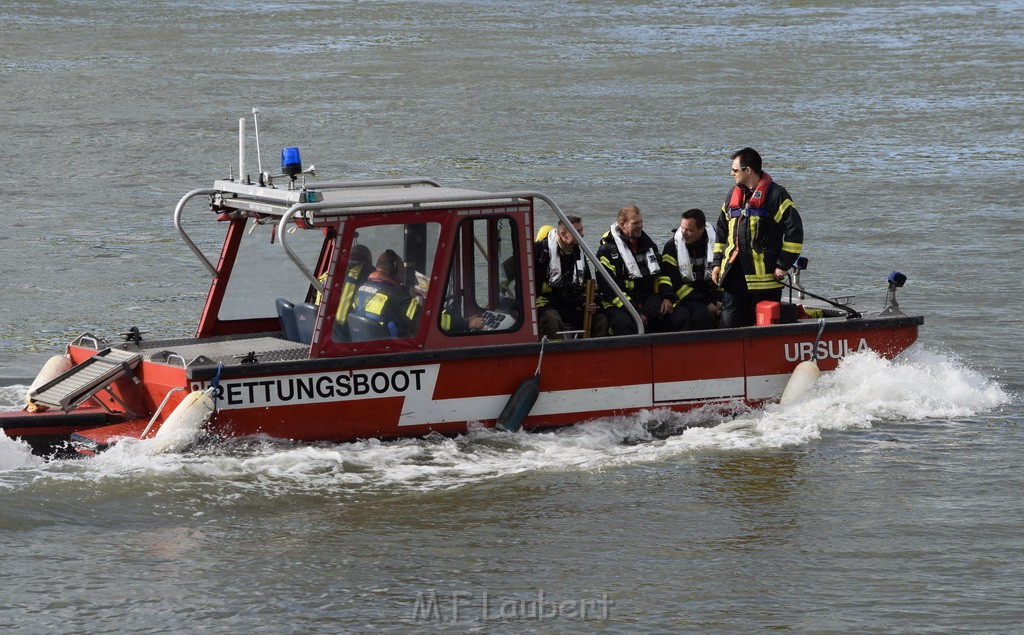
[252,106,263,175]
[238,117,246,182]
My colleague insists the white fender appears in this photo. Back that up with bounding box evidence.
[780,360,821,405]
[148,390,215,453]
[25,354,73,412]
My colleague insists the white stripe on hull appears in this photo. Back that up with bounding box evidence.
[198,364,810,427]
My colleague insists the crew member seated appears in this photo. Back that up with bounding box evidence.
[659,208,720,330]
[440,298,485,333]
[317,244,373,326]
[350,249,421,339]
[534,217,607,338]
[596,204,672,335]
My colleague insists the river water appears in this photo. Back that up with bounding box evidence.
[2,1,1022,632]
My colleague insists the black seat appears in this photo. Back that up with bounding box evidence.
[276,298,300,342]
[346,313,391,342]
[332,321,351,343]
[294,303,318,344]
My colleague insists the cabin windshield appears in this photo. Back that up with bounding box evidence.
[218,222,325,321]
[328,220,441,343]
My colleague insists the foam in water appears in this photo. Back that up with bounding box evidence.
[0,348,1011,490]
[0,430,44,472]
[0,384,29,410]
[677,347,1009,453]
[0,385,47,471]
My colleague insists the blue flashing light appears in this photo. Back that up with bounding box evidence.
[888,271,907,288]
[282,147,302,177]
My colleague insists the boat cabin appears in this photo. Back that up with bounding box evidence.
[181,176,569,359]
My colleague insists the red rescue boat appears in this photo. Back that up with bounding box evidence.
[0,116,922,455]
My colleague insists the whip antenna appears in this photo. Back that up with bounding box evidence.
[252,107,263,175]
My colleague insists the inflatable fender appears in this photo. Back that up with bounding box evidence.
[25,354,73,412]
[149,390,215,453]
[780,360,821,405]
[495,375,540,433]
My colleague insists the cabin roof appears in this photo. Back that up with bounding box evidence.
[212,179,527,217]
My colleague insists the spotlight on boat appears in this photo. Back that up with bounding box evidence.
[880,271,907,316]
[790,255,809,300]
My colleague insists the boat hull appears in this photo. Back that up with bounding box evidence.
[0,407,125,457]
[1,314,919,455]
[204,317,918,441]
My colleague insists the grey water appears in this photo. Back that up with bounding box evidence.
[2,1,1023,632]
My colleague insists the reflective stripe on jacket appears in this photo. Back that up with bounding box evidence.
[713,179,803,291]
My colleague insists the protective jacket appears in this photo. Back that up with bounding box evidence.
[316,261,372,322]
[440,296,474,334]
[596,227,670,311]
[712,172,803,291]
[351,271,421,338]
[534,232,593,326]
[660,230,717,306]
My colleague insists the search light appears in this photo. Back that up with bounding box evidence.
[887,271,907,288]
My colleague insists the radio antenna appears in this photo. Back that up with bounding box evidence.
[252,107,263,175]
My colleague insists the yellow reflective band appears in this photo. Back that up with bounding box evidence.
[774,199,794,223]
[315,272,328,305]
[782,241,803,253]
[747,280,784,291]
[751,248,767,276]
[405,301,420,321]
[336,284,356,321]
[746,272,783,290]
[365,293,387,316]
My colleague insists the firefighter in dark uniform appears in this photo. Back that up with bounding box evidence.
[317,244,373,325]
[710,147,803,328]
[534,216,607,339]
[596,204,674,335]
[659,208,720,330]
[351,249,421,338]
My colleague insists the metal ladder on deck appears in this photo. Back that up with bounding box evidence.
[28,348,143,413]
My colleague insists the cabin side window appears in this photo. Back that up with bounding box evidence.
[330,221,440,342]
[439,216,522,335]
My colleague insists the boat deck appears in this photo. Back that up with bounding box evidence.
[102,334,310,368]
